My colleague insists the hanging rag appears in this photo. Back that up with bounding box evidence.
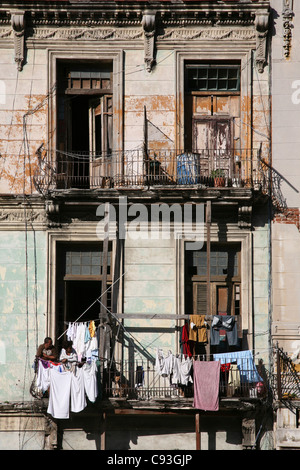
[36,359,51,393]
[227,364,241,397]
[180,322,193,357]
[82,361,98,403]
[47,368,72,419]
[89,320,96,338]
[70,366,87,413]
[210,315,238,346]
[155,349,173,377]
[193,360,220,411]
[213,350,262,383]
[189,315,207,343]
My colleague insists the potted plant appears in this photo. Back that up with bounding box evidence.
[211,169,226,187]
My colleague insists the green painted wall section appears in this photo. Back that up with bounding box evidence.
[0,230,47,402]
[123,238,177,360]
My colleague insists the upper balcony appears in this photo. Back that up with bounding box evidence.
[33,148,270,198]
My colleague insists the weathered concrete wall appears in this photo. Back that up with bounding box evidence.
[0,230,47,402]
[123,236,177,355]
[124,49,175,151]
[270,0,300,356]
[252,209,271,364]
[0,48,48,194]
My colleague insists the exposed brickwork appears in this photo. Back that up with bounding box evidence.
[273,207,300,231]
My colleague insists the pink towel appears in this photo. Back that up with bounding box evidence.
[193,361,220,411]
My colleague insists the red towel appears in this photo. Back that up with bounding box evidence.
[193,361,220,411]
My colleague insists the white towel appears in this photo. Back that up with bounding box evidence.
[82,361,98,403]
[71,367,87,413]
[47,368,72,419]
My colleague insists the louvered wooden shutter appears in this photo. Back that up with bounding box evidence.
[193,283,207,315]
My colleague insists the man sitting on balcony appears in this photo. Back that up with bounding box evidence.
[36,337,58,362]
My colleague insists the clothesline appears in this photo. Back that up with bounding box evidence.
[56,271,127,341]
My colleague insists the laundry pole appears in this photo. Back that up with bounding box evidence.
[195,413,201,450]
[206,200,211,359]
[99,202,110,374]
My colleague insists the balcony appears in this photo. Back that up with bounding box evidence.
[33,148,269,195]
[103,353,268,408]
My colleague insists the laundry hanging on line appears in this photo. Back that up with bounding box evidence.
[193,360,221,411]
[36,358,99,419]
[66,320,112,365]
[210,315,239,347]
[155,349,193,386]
[213,350,262,383]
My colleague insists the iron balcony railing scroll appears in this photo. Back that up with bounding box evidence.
[33,148,270,194]
[270,346,300,410]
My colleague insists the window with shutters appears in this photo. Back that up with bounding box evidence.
[185,243,241,317]
[56,61,113,188]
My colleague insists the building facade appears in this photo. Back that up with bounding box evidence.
[0,0,298,451]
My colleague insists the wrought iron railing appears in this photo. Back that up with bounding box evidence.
[33,148,269,194]
[103,355,268,401]
[271,346,300,409]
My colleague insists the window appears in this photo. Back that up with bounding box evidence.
[184,63,241,177]
[65,247,111,277]
[56,243,112,335]
[185,243,241,317]
[185,65,240,92]
[56,61,113,188]
[67,68,112,92]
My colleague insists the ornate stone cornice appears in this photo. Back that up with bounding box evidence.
[0,5,267,29]
[0,25,257,43]
[0,4,270,72]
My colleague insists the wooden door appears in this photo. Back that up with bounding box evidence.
[89,96,113,187]
[193,117,233,178]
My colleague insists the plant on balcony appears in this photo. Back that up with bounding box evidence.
[211,169,226,187]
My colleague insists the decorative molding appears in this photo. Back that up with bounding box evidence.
[17,26,257,44]
[159,28,256,41]
[10,10,25,71]
[142,11,157,73]
[28,26,143,41]
[0,207,47,224]
[282,0,294,58]
[255,11,269,73]
[238,205,252,229]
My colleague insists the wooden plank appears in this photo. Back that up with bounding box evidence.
[100,201,110,321]
[109,313,238,320]
[195,413,201,450]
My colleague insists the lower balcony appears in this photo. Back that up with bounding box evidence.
[103,353,268,408]
[34,148,269,194]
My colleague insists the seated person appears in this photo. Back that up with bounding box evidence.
[36,337,57,362]
[59,340,79,370]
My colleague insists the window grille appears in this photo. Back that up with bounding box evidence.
[185,65,240,92]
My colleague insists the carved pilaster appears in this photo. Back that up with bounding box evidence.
[11,10,25,71]
[255,11,269,73]
[142,11,156,73]
[282,0,294,58]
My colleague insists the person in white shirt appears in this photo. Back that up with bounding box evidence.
[59,340,78,371]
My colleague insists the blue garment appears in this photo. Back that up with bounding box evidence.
[213,350,262,383]
[177,153,199,184]
[84,324,91,343]
[210,315,238,347]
